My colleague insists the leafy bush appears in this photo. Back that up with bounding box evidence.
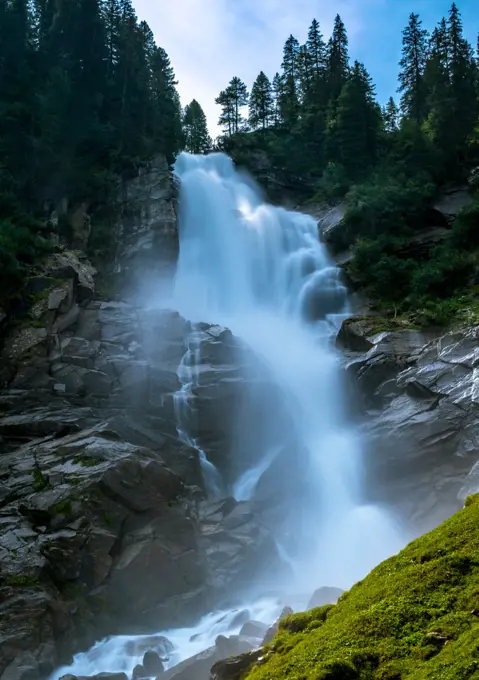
[0,219,50,305]
[450,201,479,250]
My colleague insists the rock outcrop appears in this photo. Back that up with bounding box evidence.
[338,316,479,530]
[0,253,281,679]
[115,155,178,297]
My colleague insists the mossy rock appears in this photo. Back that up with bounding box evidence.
[243,495,479,680]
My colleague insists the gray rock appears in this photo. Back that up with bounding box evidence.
[48,280,74,312]
[115,155,178,295]
[318,203,347,250]
[44,251,96,300]
[132,666,147,680]
[165,636,253,680]
[433,187,472,223]
[262,607,293,644]
[142,650,165,675]
[239,621,269,639]
[307,587,344,609]
[210,650,265,680]
[346,323,479,530]
[458,461,479,501]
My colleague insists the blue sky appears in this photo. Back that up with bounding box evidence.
[134,0,478,138]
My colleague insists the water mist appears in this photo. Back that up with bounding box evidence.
[51,153,406,679]
[173,152,405,590]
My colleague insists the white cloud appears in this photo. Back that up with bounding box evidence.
[133,0,371,138]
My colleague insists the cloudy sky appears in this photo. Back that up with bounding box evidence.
[134,0,478,139]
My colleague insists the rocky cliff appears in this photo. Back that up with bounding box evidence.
[0,267,284,677]
[114,155,179,299]
[338,317,479,531]
[2,157,479,680]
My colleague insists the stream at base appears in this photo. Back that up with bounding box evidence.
[50,153,407,679]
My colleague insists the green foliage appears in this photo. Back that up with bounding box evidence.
[244,495,479,680]
[73,455,103,468]
[33,467,51,492]
[50,499,73,517]
[3,575,41,587]
[249,72,274,130]
[183,99,212,154]
[346,192,479,323]
[216,77,249,135]
[0,0,183,309]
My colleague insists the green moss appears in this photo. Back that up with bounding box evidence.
[73,455,102,468]
[4,575,40,587]
[244,495,479,680]
[50,499,73,517]
[102,511,113,527]
[33,468,51,491]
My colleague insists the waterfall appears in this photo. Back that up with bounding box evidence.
[173,152,404,589]
[50,153,406,679]
[173,330,224,498]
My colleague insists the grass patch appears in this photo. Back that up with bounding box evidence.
[244,495,479,680]
[49,499,73,517]
[73,456,103,468]
[3,575,40,587]
[33,468,51,491]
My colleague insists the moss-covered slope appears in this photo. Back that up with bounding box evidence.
[245,495,479,680]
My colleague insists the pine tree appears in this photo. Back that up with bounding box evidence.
[216,77,248,135]
[398,13,429,124]
[298,45,312,101]
[327,15,349,105]
[306,19,327,75]
[216,87,235,136]
[447,2,477,143]
[383,97,400,133]
[249,71,274,129]
[328,61,381,180]
[272,72,282,126]
[183,99,211,154]
[279,34,300,126]
[150,46,184,160]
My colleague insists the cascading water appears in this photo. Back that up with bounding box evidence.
[174,331,224,497]
[173,152,405,589]
[50,153,407,679]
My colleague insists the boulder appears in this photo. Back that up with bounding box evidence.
[165,636,253,680]
[307,587,344,609]
[433,187,472,224]
[262,607,293,644]
[239,621,269,639]
[44,251,96,300]
[318,203,347,251]
[199,498,281,598]
[210,650,265,680]
[143,650,166,675]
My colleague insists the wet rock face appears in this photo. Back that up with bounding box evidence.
[115,155,178,297]
[0,257,281,679]
[339,317,479,530]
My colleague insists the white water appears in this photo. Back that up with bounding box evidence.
[173,152,405,588]
[174,333,224,497]
[51,153,406,679]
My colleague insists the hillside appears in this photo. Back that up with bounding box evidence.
[214,495,479,680]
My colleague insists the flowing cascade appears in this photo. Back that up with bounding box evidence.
[173,152,406,588]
